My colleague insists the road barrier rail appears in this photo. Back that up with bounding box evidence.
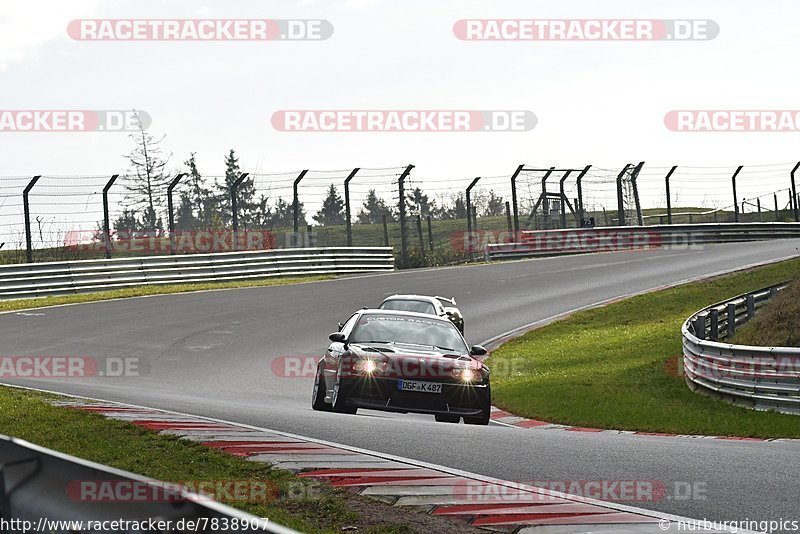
[681,281,800,415]
[0,247,394,300]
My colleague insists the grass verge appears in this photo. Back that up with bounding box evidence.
[733,279,800,347]
[0,275,333,314]
[488,257,800,438]
[0,386,474,533]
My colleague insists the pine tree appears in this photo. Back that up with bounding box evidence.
[406,187,436,218]
[314,184,346,226]
[357,189,394,223]
[175,192,196,230]
[484,190,505,216]
[184,152,211,226]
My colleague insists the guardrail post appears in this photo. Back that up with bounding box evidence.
[382,214,389,246]
[230,172,249,252]
[731,166,743,223]
[709,308,719,341]
[664,166,677,224]
[693,315,706,340]
[465,177,481,235]
[792,162,800,222]
[510,164,524,237]
[575,165,591,225]
[23,175,41,263]
[559,170,573,228]
[293,170,308,237]
[167,173,187,255]
[397,164,414,268]
[426,215,434,251]
[102,174,119,259]
[344,167,360,247]
[616,164,632,226]
[726,302,737,337]
[746,294,755,319]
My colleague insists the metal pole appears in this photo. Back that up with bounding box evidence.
[664,166,677,225]
[426,215,434,251]
[398,164,414,268]
[471,205,478,231]
[167,173,187,255]
[231,172,249,251]
[465,177,480,234]
[616,164,632,226]
[505,201,513,234]
[510,164,524,237]
[382,214,390,246]
[774,192,779,222]
[416,215,424,254]
[23,175,41,263]
[575,165,591,225]
[558,170,573,228]
[631,161,645,226]
[293,170,308,235]
[757,198,762,222]
[102,174,119,259]
[791,162,800,222]
[539,167,555,229]
[344,167,360,247]
[731,166,743,223]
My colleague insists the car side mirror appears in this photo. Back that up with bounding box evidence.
[329,332,346,343]
[337,322,344,330]
[469,345,487,356]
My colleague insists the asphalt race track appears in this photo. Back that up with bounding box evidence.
[3,240,800,526]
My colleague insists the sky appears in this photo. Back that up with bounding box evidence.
[0,0,799,241]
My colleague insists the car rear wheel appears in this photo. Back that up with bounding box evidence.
[311,362,332,412]
[435,414,460,423]
[332,378,358,415]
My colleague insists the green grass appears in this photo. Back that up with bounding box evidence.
[488,257,800,438]
[0,276,332,314]
[0,386,427,533]
[734,279,800,347]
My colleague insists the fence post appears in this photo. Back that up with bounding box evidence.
[416,215,424,254]
[307,224,314,247]
[575,165,591,225]
[102,174,119,259]
[167,173,187,255]
[293,169,309,236]
[505,201,513,234]
[791,162,800,222]
[709,308,719,341]
[426,215,434,251]
[731,166,743,222]
[510,164,524,237]
[465,177,480,235]
[756,198,762,222]
[664,166,677,225]
[382,214,389,246]
[774,192,779,222]
[397,164,414,268]
[23,175,41,263]
[558,170,573,228]
[344,167,360,247]
[230,172,249,251]
[727,302,737,337]
[746,294,755,319]
[616,164,632,226]
[629,161,645,226]
[471,205,478,232]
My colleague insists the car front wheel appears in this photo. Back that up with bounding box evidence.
[311,362,332,412]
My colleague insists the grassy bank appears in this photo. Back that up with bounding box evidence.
[0,386,471,533]
[0,275,332,314]
[734,279,800,347]
[488,257,800,438]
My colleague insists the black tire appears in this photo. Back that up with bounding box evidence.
[435,414,461,423]
[464,384,491,425]
[332,378,358,414]
[311,362,332,412]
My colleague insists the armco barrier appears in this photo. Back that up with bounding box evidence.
[0,434,299,533]
[0,247,394,300]
[681,282,800,415]
[485,222,800,260]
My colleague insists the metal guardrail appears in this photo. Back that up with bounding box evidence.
[681,282,800,415]
[0,247,394,300]
[0,434,299,533]
[485,222,800,260]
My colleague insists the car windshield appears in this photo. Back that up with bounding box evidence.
[379,299,436,315]
[351,314,467,352]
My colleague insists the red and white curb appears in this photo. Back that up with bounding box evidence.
[42,395,746,533]
[489,407,797,443]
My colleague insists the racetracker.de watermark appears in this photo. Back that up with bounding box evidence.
[0,356,146,378]
[665,110,800,132]
[68,19,332,41]
[454,19,718,41]
[0,110,149,132]
[65,229,276,254]
[271,110,536,132]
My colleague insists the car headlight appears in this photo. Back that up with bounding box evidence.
[452,366,482,382]
[353,358,385,375]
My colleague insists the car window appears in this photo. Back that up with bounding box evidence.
[351,314,467,352]
[340,313,359,337]
[379,299,436,315]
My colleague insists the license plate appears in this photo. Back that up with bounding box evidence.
[397,380,442,394]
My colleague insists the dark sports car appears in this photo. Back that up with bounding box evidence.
[378,294,465,333]
[312,309,490,424]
